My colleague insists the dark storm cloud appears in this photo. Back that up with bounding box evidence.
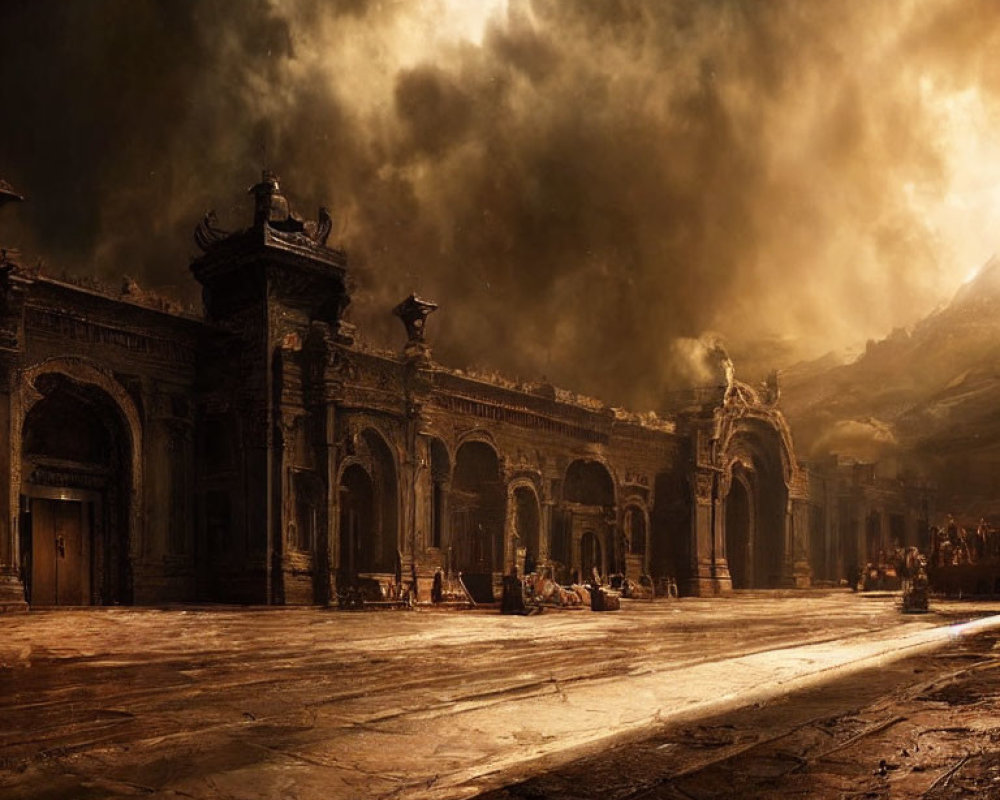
[0,0,996,410]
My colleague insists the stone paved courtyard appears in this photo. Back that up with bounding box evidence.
[2,592,999,799]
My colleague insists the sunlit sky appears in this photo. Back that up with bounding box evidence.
[3,0,1000,404]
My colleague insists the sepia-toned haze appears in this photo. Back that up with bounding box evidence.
[2,0,1000,411]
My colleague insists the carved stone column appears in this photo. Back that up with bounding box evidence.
[408,432,437,601]
[710,502,732,594]
[0,251,30,610]
[269,407,296,606]
[304,322,341,606]
[503,489,519,575]
[315,398,336,607]
[709,467,732,593]
[782,498,812,588]
[538,468,557,567]
[402,346,436,600]
[0,368,26,610]
[685,468,719,596]
[435,479,451,559]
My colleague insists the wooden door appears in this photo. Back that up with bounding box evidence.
[31,499,89,606]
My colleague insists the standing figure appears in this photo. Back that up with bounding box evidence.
[975,519,989,562]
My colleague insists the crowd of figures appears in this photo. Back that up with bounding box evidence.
[852,514,1000,609]
[860,545,922,592]
[929,515,1000,567]
[860,514,997,592]
[856,544,929,611]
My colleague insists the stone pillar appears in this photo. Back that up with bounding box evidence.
[710,481,732,594]
[783,498,812,588]
[398,426,416,584]
[304,322,344,606]
[411,436,431,552]
[1,250,33,610]
[503,489,518,576]
[607,512,620,579]
[270,411,294,605]
[316,399,336,606]
[685,469,718,596]
[410,434,438,601]
[0,378,26,611]
[437,480,451,559]
[539,498,554,565]
[641,506,652,576]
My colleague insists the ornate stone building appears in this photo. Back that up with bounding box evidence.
[0,174,822,610]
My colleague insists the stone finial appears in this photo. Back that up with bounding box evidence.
[393,293,438,363]
[249,170,291,227]
[393,294,438,344]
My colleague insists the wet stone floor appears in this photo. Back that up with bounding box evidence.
[0,591,998,799]
[481,627,1000,800]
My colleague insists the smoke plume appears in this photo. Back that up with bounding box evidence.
[2,0,1000,411]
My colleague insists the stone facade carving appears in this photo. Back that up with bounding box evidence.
[0,174,858,609]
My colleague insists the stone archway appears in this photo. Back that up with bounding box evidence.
[451,440,504,601]
[725,468,754,589]
[622,502,649,579]
[508,483,541,576]
[338,464,375,577]
[563,459,616,582]
[14,361,142,606]
[721,422,790,589]
[651,469,690,591]
[336,428,399,584]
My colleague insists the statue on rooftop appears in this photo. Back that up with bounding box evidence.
[194,171,335,252]
[394,293,438,344]
[250,170,293,228]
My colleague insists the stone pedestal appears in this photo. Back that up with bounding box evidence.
[684,557,721,596]
[0,571,27,612]
[711,557,734,595]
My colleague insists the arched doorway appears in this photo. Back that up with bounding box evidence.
[429,438,450,551]
[651,470,690,592]
[339,464,374,576]
[625,506,646,556]
[19,373,133,606]
[451,440,504,601]
[580,530,602,582]
[364,430,399,574]
[725,472,752,589]
[623,504,648,578]
[336,428,399,585]
[512,485,540,575]
[722,424,789,589]
[563,459,615,582]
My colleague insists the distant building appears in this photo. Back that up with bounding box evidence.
[0,173,890,610]
[802,457,933,585]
